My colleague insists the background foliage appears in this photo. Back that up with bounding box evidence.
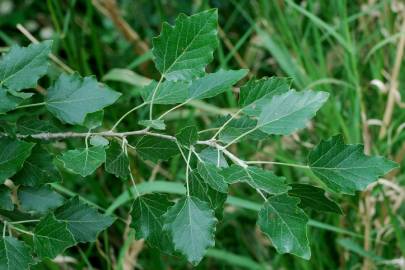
[0,0,404,269]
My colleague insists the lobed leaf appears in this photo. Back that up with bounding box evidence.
[13,145,61,186]
[135,136,178,162]
[16,118,59,135]
[83,110,104,129]
[221,165,289,195]
[308,135,398,194]
[0,41,52,91]
[18,185,64,214]
[163,196,217,265]
[141,80,189,105]
[197,161,228,193]
[131,194,174,253]
[0,138,35,184]
[198,147,228,168]
[257,194,310,259]
[54,197,115,243]
[257,90,329,135]
[33,213,76,259]
[0,87,23,113]
[46,73,121,125]
[189,173,227,219]
[152,9,218,80]
[58,146,106,177]
[187,69,247,100]
[218,115,267,143]
[176,125,198,146]
[0,236,33,270]
[105,141,130,180]
[239,77,290,116]
[288,184,342,214]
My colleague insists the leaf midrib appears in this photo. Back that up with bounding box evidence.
[163,12,215,76]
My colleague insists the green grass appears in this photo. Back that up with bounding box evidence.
[1,0,404,269]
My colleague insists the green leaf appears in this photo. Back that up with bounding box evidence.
[135,136,178,162]
[239,77,290,116]
[189,173,227,218]
[105,141,129,180]
[18,185,64,214]
[288,184,342,214]
[90,135,109,147]
[16,118,58,135]
[197,161,228,193]
[0,186,13,211]
[218,116,267,143]
[0,236,33,270]
[0,41,52,91]
[54,197,115,243]
[176,125,198,146]
[0,138,35,184]
[57,146,106,177]
[83,110,104,129]
[46,73,121,125]
[141,80,189,105]
[257,194,310,259]
[257,90,329,135]
[131,194,174,253]
[102,68,151,87]
[308,135,398,194]
[7,89,33,99]
[13,145,61,186]
[138,119,166,130]
[163,196,217,265]
[152,9,218,80]
[33,213,75,259]
[221,165,289,195]
[0,87,23,113]
[198,147,228,168]
[187,69,247,100]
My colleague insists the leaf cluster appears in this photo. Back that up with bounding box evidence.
[0,9,397,268]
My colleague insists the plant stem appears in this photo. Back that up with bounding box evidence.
[176,141,192,171]
[124,139,140,197]
[10,220,40,224]
[157,100,189,120]
[110,102,147,131]
[9,224,34,236]
[15,102,46,110]
[149,77,164,120]
[185,149,192,196]
[211,108,243,140]
[16,23,75,74]
[223,126,259,148]
[256,189,268,201]
[198,140,248,168]
[5,129,173,141]
[2,221,6,237]
[129,165,140,197]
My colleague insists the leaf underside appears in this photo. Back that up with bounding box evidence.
[163,196,217,265]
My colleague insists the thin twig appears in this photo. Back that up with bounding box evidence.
[92,0,149,55]
[197,140,248,168]
[218,27,249,69]
[16,24,74,74]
